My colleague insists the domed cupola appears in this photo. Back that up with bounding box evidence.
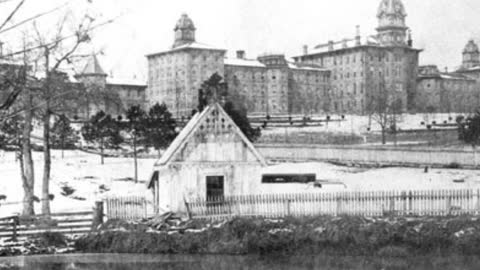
[173,13,196,48]
[462,40,480,69]
[376,0,408,46]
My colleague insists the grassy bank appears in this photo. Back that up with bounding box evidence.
[75,215,480,256]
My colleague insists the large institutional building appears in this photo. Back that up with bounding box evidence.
[293,0,421,114]
[146,0,422,117]
[146,14,330,118]
[416,40,480,113]
[71,54,147,119]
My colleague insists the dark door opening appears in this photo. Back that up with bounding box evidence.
[206,176,224,202]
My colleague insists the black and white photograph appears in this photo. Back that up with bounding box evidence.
[1,0,480,269]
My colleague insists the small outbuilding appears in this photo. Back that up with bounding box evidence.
[148,103,267,214]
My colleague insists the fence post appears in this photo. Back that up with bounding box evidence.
[184,197,192,220]
[401,191,406,215]
[446,193,452,216]
[12,216,18,242]
[408,191,413,215]
[477,189,480,215]
[92,201,104,230]
[389,195,395,215]
[285,199,291,216]
[336,194,342,216]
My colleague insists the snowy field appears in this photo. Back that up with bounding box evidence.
[260,162,480,194]
[262,113,459,136]
[1,150,480,217]
[0,150,155,217]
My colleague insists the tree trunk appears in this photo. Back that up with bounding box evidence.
[133,133,138,183]
[21,90,35,216]
[100,137,104,165]
[381,128,386,145]
[42,110,51,215]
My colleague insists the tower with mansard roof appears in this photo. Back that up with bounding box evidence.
[173,13,196,48]
[376,0,408,46]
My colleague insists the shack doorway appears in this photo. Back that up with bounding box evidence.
[206,176,224,201]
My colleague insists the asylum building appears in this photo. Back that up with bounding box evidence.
[71,54,147,120]
[146,14,331,118]
[416,40,480,113]
[293,0,421,115]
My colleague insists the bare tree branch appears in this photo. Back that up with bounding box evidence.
[0,2,68,35]
[1,16,118,58]
[0,0,25,32]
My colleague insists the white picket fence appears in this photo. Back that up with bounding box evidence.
[186,189,480,219]
[103,196,148,220]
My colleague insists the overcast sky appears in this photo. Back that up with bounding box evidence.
[3,0,480,81]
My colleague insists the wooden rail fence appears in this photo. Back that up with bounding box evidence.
[0,211,94,240]
[256,144,480,168]
[104,196,148,220]
[186,189,480,219]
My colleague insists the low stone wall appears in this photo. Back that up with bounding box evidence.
[255,144,480,168]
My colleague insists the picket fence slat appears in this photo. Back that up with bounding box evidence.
[103,196,148,221]
[186,189,480,219]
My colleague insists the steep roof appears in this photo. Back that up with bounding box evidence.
[153,102,267,167]
[81,54,106,75]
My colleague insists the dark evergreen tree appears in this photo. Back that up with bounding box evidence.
[0,114,23,150]
[146,103,177,156]
[223,101,261,143]
[197,73,226,112]
[458,111,480,147]
[50,114,79,157]
[81,111,123,164]
[198,73,260,142]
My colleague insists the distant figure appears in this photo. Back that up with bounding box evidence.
[424,166,429,173]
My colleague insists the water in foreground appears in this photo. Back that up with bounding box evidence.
[2,254,480,270]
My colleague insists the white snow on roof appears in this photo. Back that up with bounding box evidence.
[288,62,328,72]
[107,77,147,86]
[298,35,381,57]
[147,42,225,56]
[465,66,480,71]
[439,74,475,81]
[224,58,266,68]
[173,42,223,51]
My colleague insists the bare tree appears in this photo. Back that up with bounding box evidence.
[31,10,107,215]
[367,76,403,145]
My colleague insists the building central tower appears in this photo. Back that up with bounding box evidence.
[376,0,408,46]
[173,13,196,48]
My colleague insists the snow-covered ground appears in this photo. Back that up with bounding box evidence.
[260,162,480,194]
[2,150,479,217]
[0,150,155,217]
[262,113,460,135]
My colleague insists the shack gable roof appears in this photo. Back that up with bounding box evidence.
[154,103,267,168]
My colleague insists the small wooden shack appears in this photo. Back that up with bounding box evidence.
[148,103,267,214]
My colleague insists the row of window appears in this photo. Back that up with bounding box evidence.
[333,99,365,111]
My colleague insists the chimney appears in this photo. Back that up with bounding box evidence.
[303,45,308,55]
[355,25,361,46]
[328,40,334,51]
[236,50,245,59]
[342,39,348,49]
[407,30,413,47]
